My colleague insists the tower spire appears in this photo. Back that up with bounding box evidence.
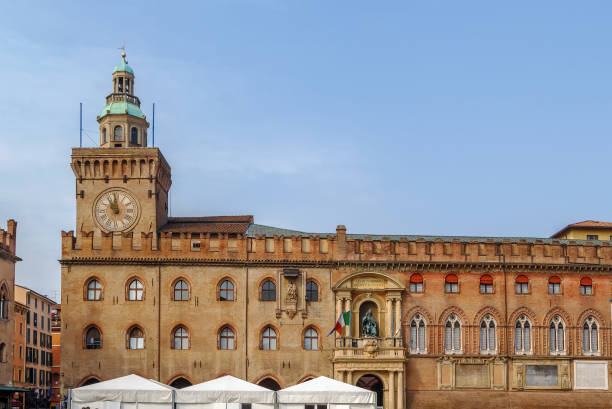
[96,54,149,148]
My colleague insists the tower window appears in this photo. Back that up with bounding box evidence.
[102,128,107,144]
[118,77,123,93]
[126,79,130,94]
[113,126,123,141]
[131,127,138,144]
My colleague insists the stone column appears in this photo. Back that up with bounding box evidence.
[394,298,402,340]
[386,297,393,338]
[389,371,395,409]
[397,371,404,409]
[347,371,353,385]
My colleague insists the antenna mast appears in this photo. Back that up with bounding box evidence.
[152,102,155,147]
[79,102,82,147]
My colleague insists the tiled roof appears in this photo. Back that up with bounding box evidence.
[246,224,334,238]
[551,220,612,238]
[159,216,254,234]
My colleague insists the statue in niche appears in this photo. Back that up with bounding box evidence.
[361,309,378,337]
[286,280,297,303]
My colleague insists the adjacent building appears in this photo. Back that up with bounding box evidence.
[0,220,19,409]
[15,286,55,404]
[60,56,612,408]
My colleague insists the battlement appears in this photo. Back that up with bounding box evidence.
[61,224,612,268]
[0,219,18,258]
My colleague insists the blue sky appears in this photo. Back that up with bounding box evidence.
[1,1,612,298]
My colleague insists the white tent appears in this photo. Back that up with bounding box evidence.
[175,375,275,409]
[276,376,376,409]
[70,374,175,409]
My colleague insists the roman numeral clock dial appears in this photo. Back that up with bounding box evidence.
[93,189,140,232]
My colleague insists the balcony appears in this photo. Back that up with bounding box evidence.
[334,337,405,360]
[105,93,141,106]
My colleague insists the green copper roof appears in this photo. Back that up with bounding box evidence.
[113,59,134,74]
[98,101,145,119]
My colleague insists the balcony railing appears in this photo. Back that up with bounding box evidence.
[105,93,141,106]
[336,337,403,349]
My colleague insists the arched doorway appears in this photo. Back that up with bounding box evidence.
[257,377,281,391]
[80,378,100,386]
[170,377,192,389]
[357,374,383,408]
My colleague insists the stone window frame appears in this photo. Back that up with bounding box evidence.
[171,277,191,302]
[582,316,600,356]
[126,324,145,350]
[171,325,190,350]
[83,324,102,350]
[305,279,320,302]
[444,273,459,294]
[479,314,497,355]
[84,276,104,301]
[260,325,279,351]
[444,313,462,354]
[302,326,320,351]
[409,313,427,354]
[217,277,236,302]
[218,325,237,350]
[548,315,566,356]
[514,314,533,355]
[259,278,277,302]
[125,276,145,301]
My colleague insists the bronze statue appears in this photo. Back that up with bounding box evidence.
[361,309,378,337]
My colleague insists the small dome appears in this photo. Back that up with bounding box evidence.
[113,59,134,75]
[98,101,145,119]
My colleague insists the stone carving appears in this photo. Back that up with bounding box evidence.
[361,309,378,337]
[363,339,379,358]
[286,280,297,303]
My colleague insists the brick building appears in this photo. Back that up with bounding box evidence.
[0,220,19,409]
[60,56,612,408]
[50,306,61,409]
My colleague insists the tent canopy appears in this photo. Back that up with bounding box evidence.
[175,375,274,404]
[277,376,376,405]
[71,374,175,403]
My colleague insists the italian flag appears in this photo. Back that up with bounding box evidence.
[328,311,351,336]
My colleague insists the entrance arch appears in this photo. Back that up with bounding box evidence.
[80,377,101,386]
[169,377,192,389]
[257,377,281,391]
[357,374,383,408]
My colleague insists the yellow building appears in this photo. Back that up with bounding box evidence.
[552,220,612,241]
[60,56,612,409]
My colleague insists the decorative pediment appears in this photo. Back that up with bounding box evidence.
[333,271,405,291]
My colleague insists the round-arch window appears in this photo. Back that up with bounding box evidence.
[262,327,277,350]
[261,280,276,301]
[219,280,234,301]
[306,281,318,301]
[304,328,318,350]
[128,327,144,349]
[173,327,189,350]
[87,280,102,301]
[174,280,189,301]
[128,279,144,301]
[219,327,235,350]
[85,327,101,349]
[113,126,123,141]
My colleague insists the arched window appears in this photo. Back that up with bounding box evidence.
[409,274,423,293]
[173,327,189,350]
[127,279,144,301]
[409,314,426,353]
[113,125,123,141]
[261,326,277,350]
[580,277,593,295]
[444,314,461,353]
[479,315,496,354]
[85,327,101,349]
[128,327,144,350]
[219,280,234,301]
[130,127,138,144]
[86,279,102,301]
[219,326,235,350]
[173,280,189,301]
[549,315,565,355]
[582,316,599,355]
[479,275,493,294]
[306,281,318,301]
[445,274,458,293]
[102,128,107,144]
[514,315,531,354]
[515,275,529,294]
[261,280,276,301]
[303,327,318,350]
[548,276,561,294]
[0,286,7,319]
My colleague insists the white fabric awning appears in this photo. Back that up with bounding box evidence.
[175,375,275,404]
[276,376,376,405]
[71,374,175,403]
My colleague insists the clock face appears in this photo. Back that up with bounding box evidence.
[93,190,139,232]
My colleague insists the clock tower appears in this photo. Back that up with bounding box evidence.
[70,54,171,249]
